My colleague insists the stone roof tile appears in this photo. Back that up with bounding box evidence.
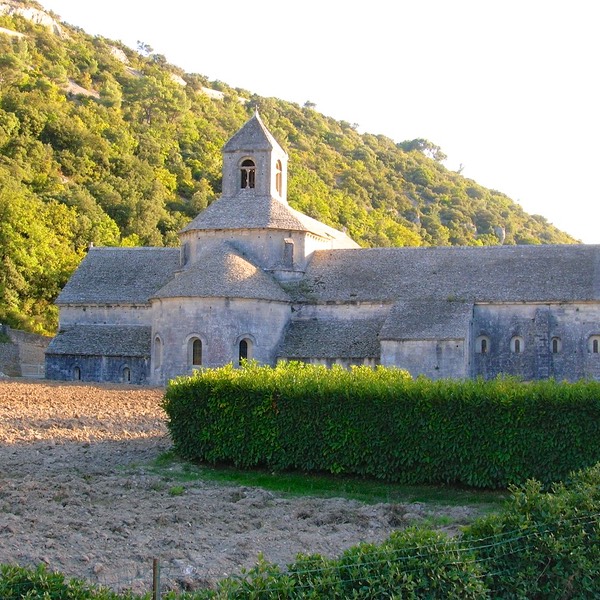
[222,111,286,154]
[380,300,473,340]
[153,242,290,302]
[278,318,384,358]
[56,247,180,305]
[46,325,151,357]
[294,245,600,303]
[180,193,358,246]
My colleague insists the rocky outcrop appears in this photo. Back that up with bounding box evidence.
[0,25,24,37]
[0,1,65,36]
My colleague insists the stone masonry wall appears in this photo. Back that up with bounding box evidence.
[0,324,51,378]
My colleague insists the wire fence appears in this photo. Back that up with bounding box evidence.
[1,512,598,598]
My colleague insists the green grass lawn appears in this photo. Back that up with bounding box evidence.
[149,451,507,511]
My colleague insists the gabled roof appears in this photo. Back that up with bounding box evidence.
[180,193,359,245]
[153,242,290,302]
[46,325,151,357]
[278,318,384,359]
[222,111,286,155]
[380,300,473,340]
[55,247,180,305]
[292,244,600,304]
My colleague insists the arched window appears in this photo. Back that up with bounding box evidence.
[238,338,253,365]
[191,338,202,366]
[589,336,600,353]
[275,160,282,195]
[239,339,248,364]
[73,366,81,381]
[551,337,562,354]
[241,159,255,189]
[511,336,524,354]
[154,336,163,368]
[122,366,131,383]
[475,335,490,354]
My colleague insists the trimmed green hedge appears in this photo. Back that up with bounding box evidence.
[162,362,600,488]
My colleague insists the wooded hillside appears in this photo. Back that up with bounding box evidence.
[0,0,576,334]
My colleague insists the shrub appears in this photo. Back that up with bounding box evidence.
[464,462,600,598]
[0,563,136,599]
[163,363,600,488]
[195,528,486,599]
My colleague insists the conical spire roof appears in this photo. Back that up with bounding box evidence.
[222,110,287,155]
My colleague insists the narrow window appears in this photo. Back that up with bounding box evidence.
[154,336,162,368]
[122,367,131,383]
[180,242,189,267]
[551,337,561,354]
[511,336,524,354]
[283,238,294,267]
[241,159,255,189]
[275,160,282,195]
[588,336,600,353]
[239,339,248,364]
[73,366,81,381]
[192,338,202,366]
[475,335,489,354]
[594,339,599,354]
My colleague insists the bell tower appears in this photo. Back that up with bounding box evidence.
[221,110,288,202]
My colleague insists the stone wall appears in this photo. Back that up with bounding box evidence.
[380,339,467,379]
[45,354,150,384]
[0,324,51,378]
[471,303,600,381]
[151,297,291,384]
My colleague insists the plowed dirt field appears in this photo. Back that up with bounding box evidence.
[0,379,480,594]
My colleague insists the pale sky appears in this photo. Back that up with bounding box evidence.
[40,0,600,243]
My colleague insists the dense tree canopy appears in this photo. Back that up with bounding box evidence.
[0,2,576,333]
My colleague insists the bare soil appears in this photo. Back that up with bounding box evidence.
[0,379,481,595]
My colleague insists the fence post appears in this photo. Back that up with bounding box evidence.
[153,558,161,600]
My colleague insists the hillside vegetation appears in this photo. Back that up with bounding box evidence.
[0,0,576,334]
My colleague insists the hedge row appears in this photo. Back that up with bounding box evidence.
[163,362,600,488]
[3,463,599,598]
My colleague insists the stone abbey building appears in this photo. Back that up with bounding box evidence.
[46,113,600,384]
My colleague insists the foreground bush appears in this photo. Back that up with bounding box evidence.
[464,462,600,598]
[0,563,138,599]
[199,528,486,599]
[163,362,600,488]
[181,463,600,599]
